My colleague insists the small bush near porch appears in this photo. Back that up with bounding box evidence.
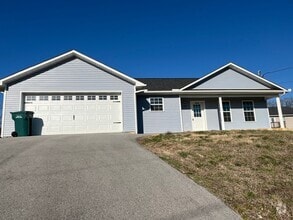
[138,130,293,220]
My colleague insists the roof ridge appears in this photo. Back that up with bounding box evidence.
[135,77,199,79]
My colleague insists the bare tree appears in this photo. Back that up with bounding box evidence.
[267,98,276,107]
[267,97,293,107]
[281,97,293,107]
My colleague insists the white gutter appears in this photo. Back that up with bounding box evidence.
[139,89,285,95]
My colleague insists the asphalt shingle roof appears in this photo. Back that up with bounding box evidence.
[135,78,199,91]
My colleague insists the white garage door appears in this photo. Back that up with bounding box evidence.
[24,94,122,135]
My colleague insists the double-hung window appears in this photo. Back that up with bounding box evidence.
[150,97,163,111]
[222,101,232,122]
[243,101,255,121]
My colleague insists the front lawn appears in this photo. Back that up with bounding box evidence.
[138,130,293,219]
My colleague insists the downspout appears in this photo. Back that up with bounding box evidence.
[276,89,290,129]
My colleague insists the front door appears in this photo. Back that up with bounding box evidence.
[191,101,207,131]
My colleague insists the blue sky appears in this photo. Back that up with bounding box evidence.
[0,0,292,105]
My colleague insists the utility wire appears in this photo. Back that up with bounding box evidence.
[277,80,293,84]
[259,67,293,77]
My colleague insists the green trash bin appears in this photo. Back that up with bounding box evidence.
[11,111,34,137]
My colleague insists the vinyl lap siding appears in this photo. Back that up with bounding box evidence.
[181,97,270,131]
[224,98,270,130]
[192,69,270,90]
[181,98,220,131]
[3,58,136,136]
[137,96,182,133]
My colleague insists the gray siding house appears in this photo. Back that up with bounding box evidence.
[0,50,288,137]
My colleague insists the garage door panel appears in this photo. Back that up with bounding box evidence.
[24,94,122,135]
[63,126,75,132]
[25,106,36,111]
[87,105,97,111]
[36,115,48,122]
[50,115,62,121]
[75,126,87,132]
[112,124,122,131]
[98,115,111,121]
[75,106,85,110]
[62,105,74,111]
[75,115,85,121]
[50,105,61,111]
[47,126,61,132]
[98,105,111,111]
[62,115,73,121]
[38,105,49,111]
[87,115,96,121]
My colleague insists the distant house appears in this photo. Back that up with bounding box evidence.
[0,50,289,137]
[269,107,293,129]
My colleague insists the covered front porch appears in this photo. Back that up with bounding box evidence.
[180,95,285,131]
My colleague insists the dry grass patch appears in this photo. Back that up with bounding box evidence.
[138,130,293,219]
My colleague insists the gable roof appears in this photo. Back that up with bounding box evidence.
[180,63,288,92]
[135,78,198,91]
[0,50,146,89]
[269,107,293,116]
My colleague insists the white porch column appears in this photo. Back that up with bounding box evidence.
[218,96,225,130]
[276,96,285,128]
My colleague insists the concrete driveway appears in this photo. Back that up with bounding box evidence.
[0,133,240,219]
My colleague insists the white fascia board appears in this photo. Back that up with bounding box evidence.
[0,50,146,87]
[180,62,288,92]
[230,63,288,92]
[180,63,231,90]
[136,89,147,93]
[0,50,74,85]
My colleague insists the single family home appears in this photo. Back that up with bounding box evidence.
[0,50,288,137]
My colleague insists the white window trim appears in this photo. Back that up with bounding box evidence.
[87,95,96,100]
[222,100,232,122]
[98,95,107,100]
[242,100,256,122]
[76,95,85,101]
[52,95,61,101]
[64,95,73,101]
[149,97,164,112]
[19,90,123,112]
[26,95,37,101]
[39,95,49,101]
[110,95,119,100]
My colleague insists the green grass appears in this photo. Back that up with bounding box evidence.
[138,130,293,220]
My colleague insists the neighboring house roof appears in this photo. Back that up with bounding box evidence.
[180,62,288,92]
[0,50,146,90]
[135,78,198,91]
[269,107,293,116]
